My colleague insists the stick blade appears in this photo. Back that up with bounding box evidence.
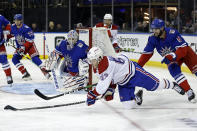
[4,105,17,111]
[34,89,49,100]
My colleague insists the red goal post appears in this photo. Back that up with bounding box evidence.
[76,27,116,85]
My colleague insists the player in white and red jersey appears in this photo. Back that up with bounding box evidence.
[86,47,185,109]
[95,14,121,53]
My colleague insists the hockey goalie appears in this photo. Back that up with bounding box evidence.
[45,30,89,92]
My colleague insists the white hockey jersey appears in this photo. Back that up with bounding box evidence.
[94,54,135,95]
[95,22,118,45]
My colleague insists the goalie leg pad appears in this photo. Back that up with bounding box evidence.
[57,74,88,92]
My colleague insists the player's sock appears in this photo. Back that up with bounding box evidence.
[157,79,173,90]
[2,62,13,84]
[16,63,27,75]
[179,80,190,92]
[195,72,197,77]
[2,62,11,76]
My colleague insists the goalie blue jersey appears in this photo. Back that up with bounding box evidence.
[55,40,88,73]
[143,27,188,57]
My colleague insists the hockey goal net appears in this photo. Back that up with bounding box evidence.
[76,27,116,85]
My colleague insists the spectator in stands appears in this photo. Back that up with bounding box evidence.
[56,23,64,32]
[48,21,55,32]
[31,23,40,32]
[135,21,144,32]
[142,21,149,32]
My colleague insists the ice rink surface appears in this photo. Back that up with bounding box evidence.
[0,60,197,131]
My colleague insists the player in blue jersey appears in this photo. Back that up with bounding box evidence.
[46,30,89,92]
[138,19,197,103]
[0,15,13,85]
[6,14,51,80]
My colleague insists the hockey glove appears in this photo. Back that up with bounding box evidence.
[86,90,100,106]
[113,43,121,53]
[161,53,176,64]
[16,46,25,56]
[102,84,116,101]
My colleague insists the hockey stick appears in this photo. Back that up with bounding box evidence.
[6,41,32,60]
[4,100,86,111]
[4,97,101,111]
[34,83,97,100]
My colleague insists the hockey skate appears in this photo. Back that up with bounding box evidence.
[22,72,32,81]
[7,76,13,85]
[41,68,52,80]
[173,82,185,95]
[186,89,196,103]
[135,90,143,105]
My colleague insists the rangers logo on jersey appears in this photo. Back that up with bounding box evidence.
[64,54,73,67]
[16,35,25,45]
[160,46,174,56]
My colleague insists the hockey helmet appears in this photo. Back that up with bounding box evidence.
[104,14,112,20]
[151,19,165,29]
[87,47,103,64]
[67,30,79,49]
[14,14,23,20]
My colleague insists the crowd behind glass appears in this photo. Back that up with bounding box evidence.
[1,0,197,34]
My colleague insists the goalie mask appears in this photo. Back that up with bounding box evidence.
[67,30,79,50]
[87,47,103,65]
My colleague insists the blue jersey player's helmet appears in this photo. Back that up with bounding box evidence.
[14,14,23,20]
[151,19,165,29]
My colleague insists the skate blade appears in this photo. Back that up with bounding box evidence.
[190,99,197,103]
[23,77,32,81]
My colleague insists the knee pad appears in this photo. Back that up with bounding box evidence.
[168,63,181,77]
[32,56,42,66]
[0,55,8,64]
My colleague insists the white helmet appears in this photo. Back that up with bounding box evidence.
[67,30,79,49]
[104,14,112,20]
[87,47,103,63]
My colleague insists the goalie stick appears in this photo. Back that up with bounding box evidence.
[34,83,97,100]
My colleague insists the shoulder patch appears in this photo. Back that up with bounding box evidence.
[77,43,83,48]
[27,31,34,37]
[24,25,29,28]
[169,29,175,34]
